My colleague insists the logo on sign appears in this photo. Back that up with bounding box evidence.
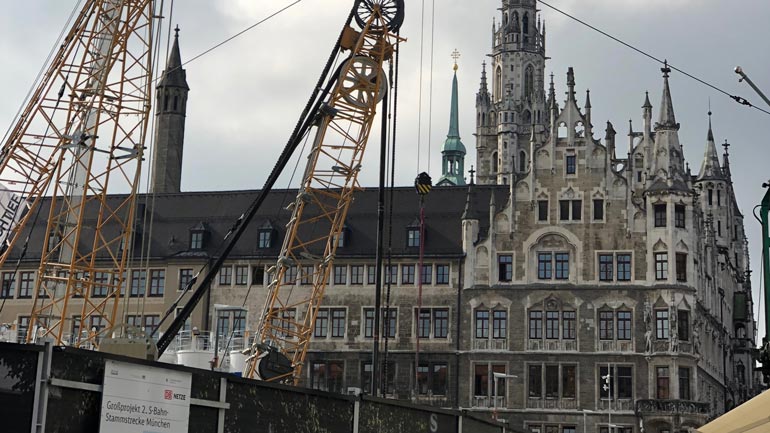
[430,414,438,432]
[164,389,173,400]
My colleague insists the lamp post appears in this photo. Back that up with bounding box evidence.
[492,372,518,422]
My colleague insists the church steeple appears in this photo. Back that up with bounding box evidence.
[152,25,190,194]
[438,52,466,187]
[697,111,724,181]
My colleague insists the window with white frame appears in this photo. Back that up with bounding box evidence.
[415,308,449,339]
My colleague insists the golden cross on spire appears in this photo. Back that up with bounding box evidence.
[451,49,461,71]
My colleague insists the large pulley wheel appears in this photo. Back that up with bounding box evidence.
[340,56,387,108]
[354,0,405,33]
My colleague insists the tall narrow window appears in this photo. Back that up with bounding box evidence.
[492,310,507,339]
[562,311,576,339]
[498,254,513,282]
[565,155,576,174]
[218,266,232,285]
[350,265,364,285]
[538,200,549,221]
[545,311,559,339]
[524,65,534,97]
[179,269,193,291]
[331,309,346,338]
[617,366,633,399]
[407,228,420,247]
[678,310,690,341]
[529,311,543,339]
[545,365,559,398]
[314,309,329,338]
[654,204,667,227]
[708,189,713,206]
[436,265,449,284]
[617,311,632,340]
[555,253,569,280]
[434,309,449,338]
[571,200,582,221]
[417,309,431,338]
[257,229,272,249]
[130,270,146,297]
[599,254,614,281]
[676,253,687,282]
[655,310,669,339]
[655,253,668,280]
[538,253,553,279]
[562,365,576,398]
[559,200,570,221]
[616,254,632,281]
[656,366,670,399]
[235,266,248,285]
[528,364,542,398]
[593,199,604,221]
[599,311,614,340]
[148,269,165,297]
[675,205,686,228]
[519,150,527,172]
[401,264,415,285]
[1,272,14,299]
[475,310,489,339]
[717,190,722,206]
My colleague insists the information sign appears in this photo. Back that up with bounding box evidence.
[100,360,192,433]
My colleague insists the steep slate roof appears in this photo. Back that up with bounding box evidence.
[8,186,509,264]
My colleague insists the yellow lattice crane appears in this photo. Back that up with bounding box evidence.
[0,0,155,347]
[243,0,405,383]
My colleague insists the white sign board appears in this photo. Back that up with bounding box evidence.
[100,360,192,433]
[0,184,24,248]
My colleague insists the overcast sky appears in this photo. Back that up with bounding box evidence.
[1,0,769,336]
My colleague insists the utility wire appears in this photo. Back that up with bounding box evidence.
[538,0,770,117]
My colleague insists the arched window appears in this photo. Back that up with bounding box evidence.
[524,65,534,99]
[523,13,530,41]
[503,12,508,26]
[495,67,503,101]
[522,110,532,125]
[490,111,496,126]
[513,12,520,33]
[492,152,499,173]
[482,112,486,126]
[519,151,527,172]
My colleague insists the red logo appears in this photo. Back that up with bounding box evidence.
[164,389,173,400]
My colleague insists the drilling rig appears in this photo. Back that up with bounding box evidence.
[0,0,155,347]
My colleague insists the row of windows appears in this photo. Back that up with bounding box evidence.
[536,199,605,223]
[653,204,687,229]
[256,227,425,251]
[654,252,688,282]
[0,269,166,299]
[216,263,451,287]
[15,314,161,344]
[309,360,448,397]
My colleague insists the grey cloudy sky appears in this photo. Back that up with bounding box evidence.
[1,0,769,333]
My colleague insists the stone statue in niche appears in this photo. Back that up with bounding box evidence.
[645,328,653,354]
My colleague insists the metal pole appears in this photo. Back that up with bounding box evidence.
[372,91,390,396]
[493,374,498,417]
[583,412,586,433]
[735,67,770,108]
[761,186,770,344]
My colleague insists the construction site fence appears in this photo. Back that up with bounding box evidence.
[0,342,506,433]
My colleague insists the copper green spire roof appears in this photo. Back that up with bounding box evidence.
[438,59,466,187]
[442,70,466,154]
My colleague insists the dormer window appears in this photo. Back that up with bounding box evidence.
[334,225,349,248]
[258,230,272,249]
[257,221,277,249]
[189,222,208,250]
[407,220,421,248]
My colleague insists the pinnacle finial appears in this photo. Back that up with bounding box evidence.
[451,49,461,71]
[723,139,730,154]
[661,59,671,78]
[174,25,180,38]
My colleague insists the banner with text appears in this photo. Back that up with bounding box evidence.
[100,360,192,433]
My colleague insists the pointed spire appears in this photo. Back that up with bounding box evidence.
[566,67,576,101]
[447,61,461,139]
[480,61,488,93]
[158,25,189,90]
[462,184,477,220]
[656,60,677,130]
[642,91,652,109]
[548,73,556,108]
[439,56,466,186]
[585,89,592,109]
[722,139,732,179]
[697,110,723,181]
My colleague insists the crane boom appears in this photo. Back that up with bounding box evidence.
[244,0,405,383]
[0,0,155,346]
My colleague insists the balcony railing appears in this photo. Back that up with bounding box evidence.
[635,399,710,416]
[597,398,634,412]
[527,338,578,352]
[597,339,634,353]
[526,398,578,410]
[472,395,505,408]
[473,338,508,351]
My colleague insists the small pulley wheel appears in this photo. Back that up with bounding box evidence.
[354,0,405,33]
[340,56,387,108]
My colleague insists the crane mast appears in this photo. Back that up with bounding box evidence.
[244,0,404,383]
[0,0,155,347]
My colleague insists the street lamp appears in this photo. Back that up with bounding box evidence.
[492,372,518,422]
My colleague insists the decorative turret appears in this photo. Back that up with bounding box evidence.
[584,89,592,127]
[655,61,679,131]
[722,140,732,181]
[642,91,652,139]
[437,53,467,187]
[697,112,724,182]
[152,26,190,194]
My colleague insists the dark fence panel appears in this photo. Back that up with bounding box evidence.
[0,343,504,433]
[225,379,354,433]
[0,343,40,433]
[359,397,457,433]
